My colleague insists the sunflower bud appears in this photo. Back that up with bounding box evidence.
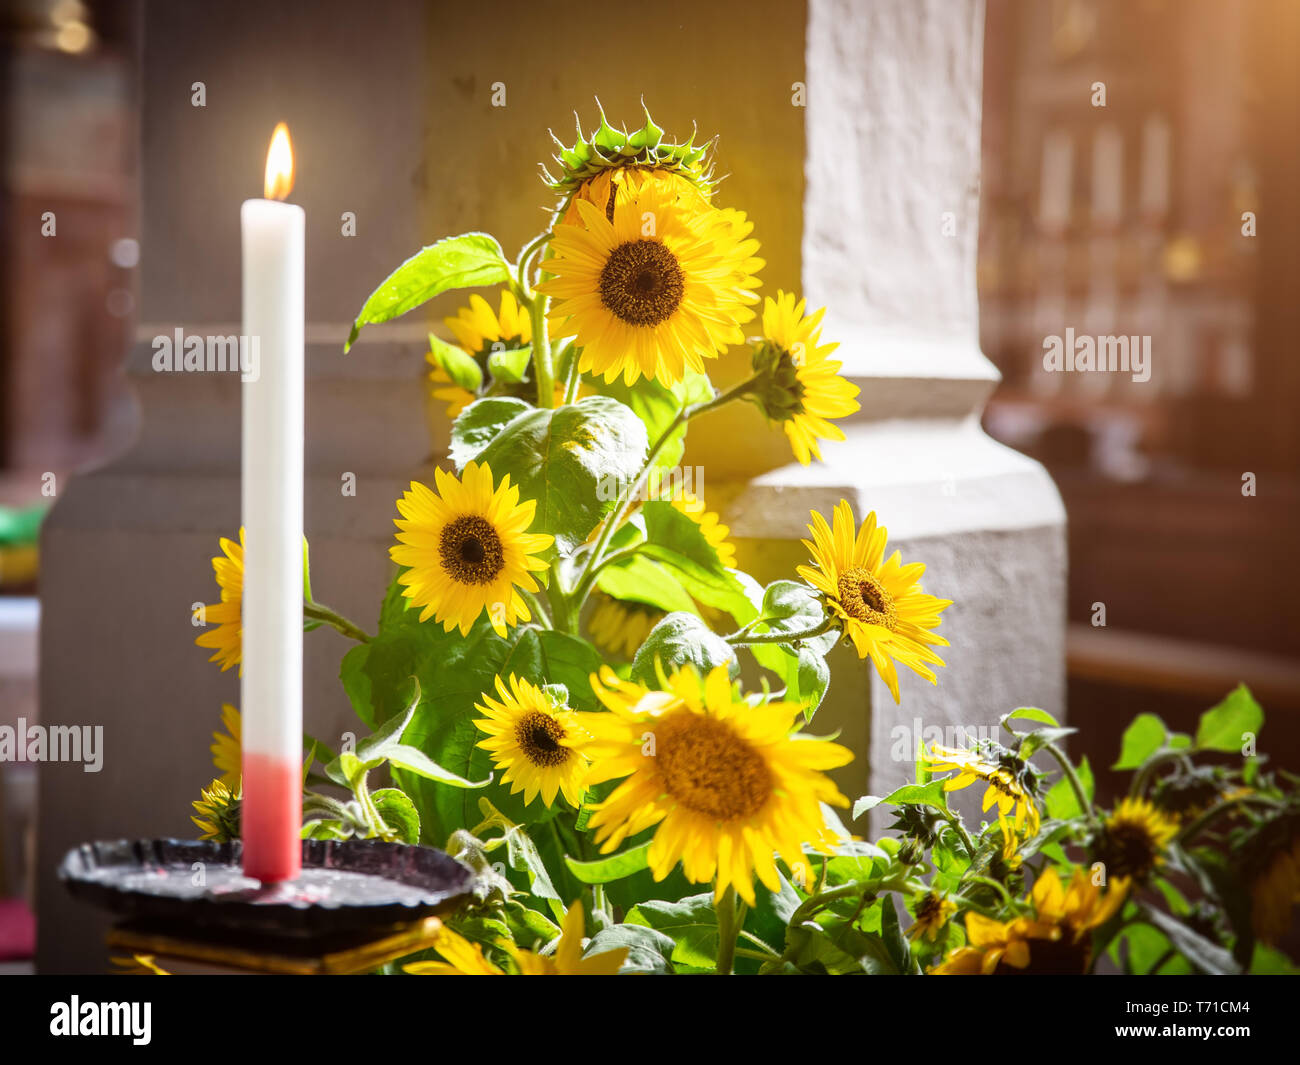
[545,104,715,199]
[747,339,806,423]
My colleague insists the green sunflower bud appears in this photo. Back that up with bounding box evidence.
[747,339,807,423]
[545,103,716,197]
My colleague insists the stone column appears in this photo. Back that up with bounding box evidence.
[718,0,1067,813]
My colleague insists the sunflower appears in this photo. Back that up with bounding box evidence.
[797,501,951,704]
[582,664,852,906]
[194,530,245,672]
[474,674,590,808]
[932,866,1128,975]
[907,891,958,943]
[404,902,628,976]
[924,742,1041,836]
[212,703,241,787]
[191,777,240,842]
[1091,797,1179,883]
[540,170,762,386]
[749,291,860,465]
[560,166,711,228]
[390,461,553,638]
[1247,829,1300,945]
[587,594,664,660]
[426,291,535,419]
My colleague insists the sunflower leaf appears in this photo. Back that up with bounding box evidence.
[428,333,483,390]
[1195,683,1263,753]
[371,788,421,844]
[345,233,511,352]
[449,397,533,469]
[476,395,648,555]
[630,612,738,686]
[563,842,651,884]
[486,345,532,384]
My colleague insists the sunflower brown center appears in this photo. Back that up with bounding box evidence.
[599,240,685,327]
[1097,821,1161,881]
[654,713,773,821]
[836,567,897,629]
[439,515,505,585]
[515,710,570,768]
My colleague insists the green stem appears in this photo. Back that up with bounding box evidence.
[1176,793,1282,843]
[1042,740,1095,822]
[520,589,552,630]
[303,602,371,643]
[561,342,582,404]
[529,289,554,408]
[963,874,1014,908]
[944,812,978,862]
[569,373,762,617]
[725,616,836,646]
[715,884,740,975]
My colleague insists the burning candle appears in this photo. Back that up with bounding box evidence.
[239,123,304,883]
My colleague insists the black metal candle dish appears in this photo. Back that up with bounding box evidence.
[60,838,478,938]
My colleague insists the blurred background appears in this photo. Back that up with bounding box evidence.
[1,0,1296,969]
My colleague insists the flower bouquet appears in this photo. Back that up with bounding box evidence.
[190,108,1299,975]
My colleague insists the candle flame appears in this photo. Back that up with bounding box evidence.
[263,123,295,201]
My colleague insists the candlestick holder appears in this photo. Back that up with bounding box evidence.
[61,837,477,938]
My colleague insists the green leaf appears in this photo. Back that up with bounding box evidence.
[474,799,563,917]
[449,397,533,469]
[477,395,648,554]
[1113,712,1170,770]
[371,788,421,844]
[585,924,674,974]
[638,500,755,622]
[563,842,651,884]
[487,346,532,384]
[385,743,491,789]
[345,233,511,352]
[597,371,710,473]
[630,612,738,686]
[1195,684,1263,753]
[626,894,718,970]
[1044,755,1094,820]
[1137,903,1241,975]
[752,580,838,655]
[853,780,949,820]
[1005,707,1060,727]
[596,555,696,615]
[428,333,483,390]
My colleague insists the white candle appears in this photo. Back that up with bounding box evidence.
[239,123,304,883]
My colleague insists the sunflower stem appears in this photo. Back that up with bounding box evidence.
[943,812,978,862]
[567,373,761,619]
[303,602,371,643]
[1041,740,1095,823]
[1176,793,1282,844]
[561,341,582,404]
[520,590,552,630]
[714,884,740,975]
[724,616,837,646]
[529,289,555,408]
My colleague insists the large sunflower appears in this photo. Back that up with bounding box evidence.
[473,674,590,809]
[924,742,1041,836]
[932,866,1129,975]
[194,529,245,672]
[749,291,860,465]
[404,901,628,976]
[797,501,951,703]
[540,171,762,386]
[582,664,852,906]
[1091,797,1179,883]
[390,461,553,638]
